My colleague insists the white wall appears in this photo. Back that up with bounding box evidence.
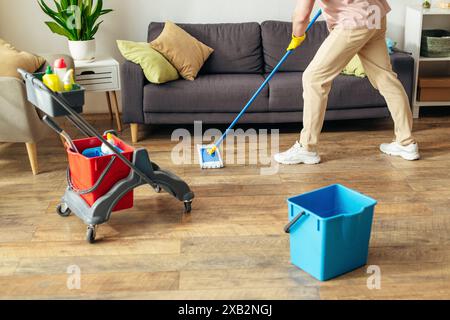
[0,0,418,113]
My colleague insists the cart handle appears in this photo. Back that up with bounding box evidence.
[18,68,54,94]
[284,211,306,234]
[66,156,116,195]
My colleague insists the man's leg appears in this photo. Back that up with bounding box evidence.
[299,27,375,151]
[357,22,416,147]
[275,26,379,165]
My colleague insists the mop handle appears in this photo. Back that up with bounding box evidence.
[213,9,323,149]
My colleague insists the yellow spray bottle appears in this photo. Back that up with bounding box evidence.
[43,66,62,92]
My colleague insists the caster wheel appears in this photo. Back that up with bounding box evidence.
[86,225,97,244]
[154,185,162,193]
[56,203,71,217]
[184,201,192,214]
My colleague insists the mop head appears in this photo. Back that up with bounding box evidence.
[197,145,224,169]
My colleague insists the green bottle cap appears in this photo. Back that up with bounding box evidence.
[45,66,53,74]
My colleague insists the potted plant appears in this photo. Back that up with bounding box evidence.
[38,0,113,61]
[422,1,431,9]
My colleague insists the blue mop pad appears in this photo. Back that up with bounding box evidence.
[197,145,224,169]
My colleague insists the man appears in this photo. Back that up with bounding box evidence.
[275,0,420,165]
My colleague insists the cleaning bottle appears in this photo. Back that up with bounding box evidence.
[101,133,123,156]
[54,58,68,83]
[82,134,123,158]
[63,69,75,91]
[42,66,62,92]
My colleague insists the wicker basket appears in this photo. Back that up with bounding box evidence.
[438,1,450,9]
[421,30,450,58]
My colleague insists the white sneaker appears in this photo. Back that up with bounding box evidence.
[274,141,321,165]
[380,142,420,161]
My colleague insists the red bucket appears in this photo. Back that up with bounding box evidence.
[66,135,134,212]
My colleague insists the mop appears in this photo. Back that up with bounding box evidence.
[198,9,323,169]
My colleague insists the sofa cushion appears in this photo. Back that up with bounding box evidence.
[268,72,385,112]
[0,39,45,78]
[117,40,179,84]
[148,22,263,74]
[261,20,329,73]
[150,22,214,81]
[144,74,269,113]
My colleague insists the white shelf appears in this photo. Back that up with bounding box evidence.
[422,7,450,15]
[409,6,450,15]
[405,6,450,118]
[419,56,450,62]
[417,101,450,107]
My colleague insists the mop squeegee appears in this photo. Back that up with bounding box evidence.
[198,9,323,169]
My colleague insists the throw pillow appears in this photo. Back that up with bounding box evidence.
[150,21,214,81]
[0,39,45,78]
[342,55,366,78]
[117,40,179,84]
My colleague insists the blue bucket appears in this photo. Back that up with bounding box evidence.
[285,184,377,281]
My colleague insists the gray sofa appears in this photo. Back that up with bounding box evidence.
[121,21,414,142]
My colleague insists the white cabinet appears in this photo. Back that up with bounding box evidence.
[74,57,122,131]
[404,6,450,118]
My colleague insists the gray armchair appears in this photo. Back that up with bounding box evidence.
[0,54,74,175]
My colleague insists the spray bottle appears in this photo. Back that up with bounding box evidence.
[42,66,62,92]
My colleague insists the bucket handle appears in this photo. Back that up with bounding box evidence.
[284,211,305,234]
[66,156,116,195]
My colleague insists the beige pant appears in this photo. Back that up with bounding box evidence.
[300,18,415,151]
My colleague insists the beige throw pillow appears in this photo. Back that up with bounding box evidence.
[151,21,214,81]
[0,39,45,78]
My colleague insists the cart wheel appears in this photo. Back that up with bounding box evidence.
[86,225,97,244]
[184,201,192,214]
[56,203,71,217]
[154,185,162,193]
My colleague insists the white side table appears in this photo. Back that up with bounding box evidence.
[74,57,123,131]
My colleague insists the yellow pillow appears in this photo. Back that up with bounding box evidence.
[0,39,45,79]
[117,40,179,84]
[151,21,214,81]
[342,55,366,78]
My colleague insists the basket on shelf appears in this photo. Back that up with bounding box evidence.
[438,1,450,9]
[421,29,450,58]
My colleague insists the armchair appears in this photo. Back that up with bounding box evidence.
[0,54,74,175]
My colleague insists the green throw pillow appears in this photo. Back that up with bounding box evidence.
[117,40,179,84]
[342,55,366,78]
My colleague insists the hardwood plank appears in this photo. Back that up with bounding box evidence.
[0,271,179,298]
[0,239,180,259]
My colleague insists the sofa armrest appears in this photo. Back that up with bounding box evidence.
[121,61,147,124]
[0,77,50,143]
[390,52,415,105]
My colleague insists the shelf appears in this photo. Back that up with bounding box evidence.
[420,56,450,62]
[423,8,450,15]
[417,101,450,107]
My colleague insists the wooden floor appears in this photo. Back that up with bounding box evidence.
[1,112,450,300]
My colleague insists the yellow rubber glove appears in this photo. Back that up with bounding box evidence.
[287,34,306,51]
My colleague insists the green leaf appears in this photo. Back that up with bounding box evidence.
[89,20,103,38]
[44,21,76,40]
[60,0,70,10]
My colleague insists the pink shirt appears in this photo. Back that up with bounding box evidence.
[319,0,391,29]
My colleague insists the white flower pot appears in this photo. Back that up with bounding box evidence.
[68,39,96,62]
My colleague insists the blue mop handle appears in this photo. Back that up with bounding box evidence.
[213,9,323,149]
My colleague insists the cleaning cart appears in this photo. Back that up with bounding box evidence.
[18,69,194,243]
